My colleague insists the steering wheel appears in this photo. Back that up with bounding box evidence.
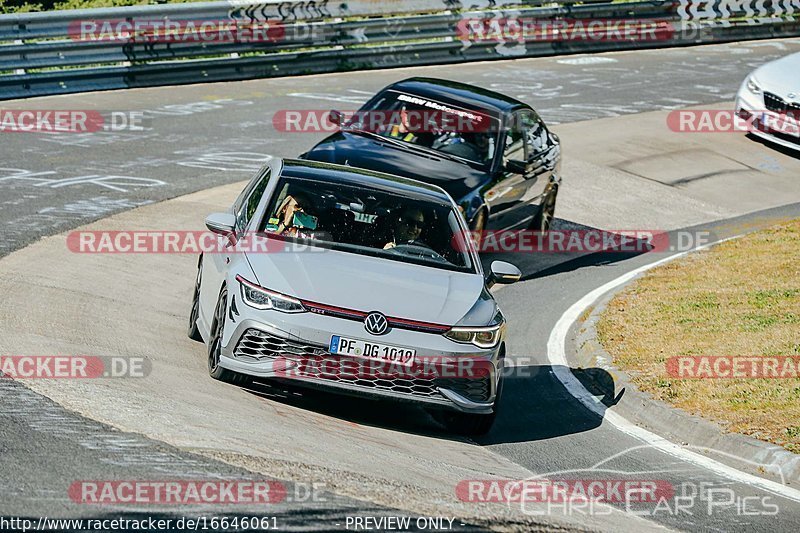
[389,241,447,263]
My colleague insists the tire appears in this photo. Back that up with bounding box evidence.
[208,286,251,386]
[531,187,558,232]
[187,256,204,342]
[445,410,497,436]
[470,208,487,252]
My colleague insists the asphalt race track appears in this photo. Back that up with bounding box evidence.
[2,38,800,531]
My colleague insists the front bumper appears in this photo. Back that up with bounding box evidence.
[736,87,800,153]
[219,316,500,414]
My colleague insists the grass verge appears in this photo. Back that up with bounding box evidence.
[597,219,800,453]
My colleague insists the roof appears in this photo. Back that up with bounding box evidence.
[386,77,529,115]
[280,159,453,203]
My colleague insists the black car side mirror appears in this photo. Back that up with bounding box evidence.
[505,159,527,174]
[329,110,344,127]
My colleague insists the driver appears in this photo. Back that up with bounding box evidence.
[384,207,425,250]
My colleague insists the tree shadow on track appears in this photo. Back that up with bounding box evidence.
[238,364,620,446]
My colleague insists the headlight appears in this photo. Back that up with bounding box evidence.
[444,325,501,348]
[236,275,306,313]
[746,76,761,95]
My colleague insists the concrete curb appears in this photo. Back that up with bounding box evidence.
[567,268,800,487]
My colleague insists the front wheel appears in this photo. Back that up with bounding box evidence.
[531,187,558,232]
[444,371,504,436]
[208,287,251,386]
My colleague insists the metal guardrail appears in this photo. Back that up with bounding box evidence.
[0,0,799,100]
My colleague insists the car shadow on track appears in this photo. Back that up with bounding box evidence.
[746,133,800,159]
[237,364,620,445]
[474,365,623,445]
[478,217,656,282]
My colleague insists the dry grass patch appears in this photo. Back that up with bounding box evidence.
[597,220,800,453]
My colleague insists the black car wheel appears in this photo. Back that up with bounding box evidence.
[187,256,203,342]
[470,208,487,250]
[208,286,251,386]
[531,187,557,232]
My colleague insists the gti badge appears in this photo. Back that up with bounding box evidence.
[364,312,389,336]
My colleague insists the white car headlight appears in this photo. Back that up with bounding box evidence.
[236,275,306,313]
[444,325,501,348]
[746,76,762,95]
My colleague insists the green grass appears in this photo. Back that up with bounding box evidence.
[597,219,800,454]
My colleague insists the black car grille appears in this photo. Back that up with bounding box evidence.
[435,377,491,402]
[763,92,800,116]
[233,329,492,402]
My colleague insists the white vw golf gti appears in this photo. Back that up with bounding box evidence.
[188,158,521,434]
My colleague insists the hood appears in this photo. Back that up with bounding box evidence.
[302,132,490,201]
[753,52,800,98]
[243,247,484,326]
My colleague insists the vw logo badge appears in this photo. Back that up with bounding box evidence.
[364,312,389,336]
[789,92,797,99]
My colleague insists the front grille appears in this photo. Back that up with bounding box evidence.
[233,329,325,362]
[763,92,800,115]
[292,353,442,398]
[233,329,447,400]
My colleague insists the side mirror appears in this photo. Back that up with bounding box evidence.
[487,260,522,288]
[205,213,236,237]
[505,159,527,174]
[329,109,344,127]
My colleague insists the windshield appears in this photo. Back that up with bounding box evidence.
[345,90,500,165]
[260,176,476,273]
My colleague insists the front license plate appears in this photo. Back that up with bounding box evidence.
[329,336,416,367]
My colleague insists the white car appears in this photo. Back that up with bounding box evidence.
[188,158,522,435]
[736,51,800,151]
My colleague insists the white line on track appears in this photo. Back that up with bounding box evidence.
[546,237,800,503]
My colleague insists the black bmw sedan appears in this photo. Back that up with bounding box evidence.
[300,77,562,234]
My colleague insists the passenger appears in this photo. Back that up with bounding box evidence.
[384,207,425,249]
[274,193,316,237]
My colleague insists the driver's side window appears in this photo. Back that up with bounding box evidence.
[235,168,271,233]
[504,113,525,163]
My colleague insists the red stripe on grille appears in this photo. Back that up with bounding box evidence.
[299,299,451,334]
